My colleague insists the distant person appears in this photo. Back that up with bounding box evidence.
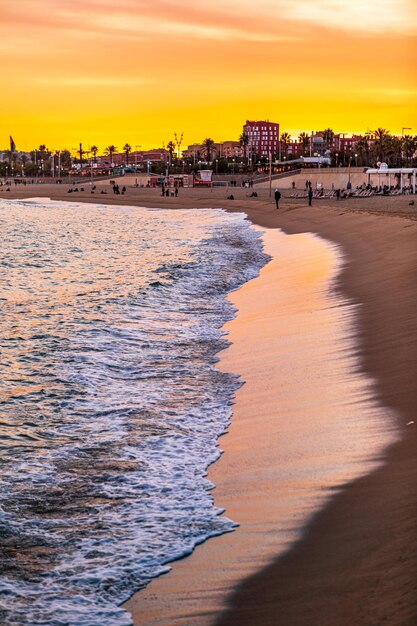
[308,186,313,206]
[175,187,178,197]
[292,181,295,189]
[274,188,281,209]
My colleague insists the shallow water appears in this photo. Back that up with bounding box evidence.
[130,227,399,626]
[0,199,269,625]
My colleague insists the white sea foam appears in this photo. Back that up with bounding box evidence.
[0,200,269,625]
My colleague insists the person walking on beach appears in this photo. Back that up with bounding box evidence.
[274,188,281,209]
[308,185,313,206]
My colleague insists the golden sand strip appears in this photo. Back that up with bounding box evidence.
[125,225,398,626]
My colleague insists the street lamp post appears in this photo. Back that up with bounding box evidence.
[215,159,218,174]
[355,153,358,167]
[135,145,141,173]
[86,152,93,183]
[335,153,338,167]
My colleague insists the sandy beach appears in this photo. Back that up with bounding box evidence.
[4,182,417,625]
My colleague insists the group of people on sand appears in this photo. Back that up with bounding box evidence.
[229,179,254,188]
[161,184,179,197]
[112,184,126,195]
[67,187,85,193]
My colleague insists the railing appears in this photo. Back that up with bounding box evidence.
[253,169,302,184]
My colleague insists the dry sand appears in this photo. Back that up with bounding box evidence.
[4,183,417,625]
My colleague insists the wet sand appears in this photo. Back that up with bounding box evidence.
[5,184,417,624]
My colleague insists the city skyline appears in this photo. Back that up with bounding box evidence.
[1,0,416,150]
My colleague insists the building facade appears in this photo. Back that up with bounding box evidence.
[243,120,280,158]
[102,148,169,166]
[182,141,244,161]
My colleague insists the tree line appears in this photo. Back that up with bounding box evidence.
[1,130,416,178]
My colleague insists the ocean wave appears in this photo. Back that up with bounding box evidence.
[0,200,269,625]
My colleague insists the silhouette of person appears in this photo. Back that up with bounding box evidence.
[274,188,281,209]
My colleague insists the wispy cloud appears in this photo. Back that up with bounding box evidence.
[4,0,414,44]
[94,12,298,42]
[225,0,417,34]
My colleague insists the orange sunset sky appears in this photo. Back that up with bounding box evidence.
[1,0,416,152]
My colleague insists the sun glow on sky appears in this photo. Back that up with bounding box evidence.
[1,0,416,151]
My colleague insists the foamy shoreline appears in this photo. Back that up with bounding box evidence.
[5,185,417,625]
[125,225,397,626]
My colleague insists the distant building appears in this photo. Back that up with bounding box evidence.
[183,141,244,161]
[218,141,244,159]
[243,120,280,158]
[287,142,304,157]
[101,148,169,166]
[140,149,169,163]
[182,144,204,161]
[336,134,365,153]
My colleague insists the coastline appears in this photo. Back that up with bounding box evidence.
[4,186,417,624]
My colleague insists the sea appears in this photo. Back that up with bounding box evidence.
[0,199,269,626]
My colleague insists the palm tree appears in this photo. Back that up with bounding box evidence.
[38,144,50,159]
[60,150,72,167]
[280,132,291,158]
[166,140,176,164]
[322,128,335,149]
[298,132,309,155]
[354,137,369,167]
[384,136,402,166]
[123,143,132,165]
[373,127,389,141]
[372,128,390,162]
[201,138,216,163]
[401,135,416,166]
[104,145,117,164]
[239,132,249,164]
[90,145,99,163]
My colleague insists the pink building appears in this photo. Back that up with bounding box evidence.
[243,120,280,158]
